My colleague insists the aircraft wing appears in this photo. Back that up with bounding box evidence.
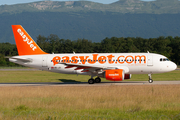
[60,63,129,73]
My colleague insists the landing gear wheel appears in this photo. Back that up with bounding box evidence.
[148,74,153,83]
[88,79,95,84]
[149,79,153,83]
[95,77,101,83]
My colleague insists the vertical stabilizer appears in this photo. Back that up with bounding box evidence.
[12,25,47,56]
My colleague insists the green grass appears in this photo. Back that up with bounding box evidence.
[0,69,179,119]
[1,109,180,120]
[0,85,180,119]
[0,70,179,83]
[0,66,32,69]
[131,70,180,81]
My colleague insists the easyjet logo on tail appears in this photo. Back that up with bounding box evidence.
[17,29,37,51]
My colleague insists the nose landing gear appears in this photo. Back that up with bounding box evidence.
[148,74,153,83]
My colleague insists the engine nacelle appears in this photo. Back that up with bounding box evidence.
[124,74,132,79]
[104,69,124,81]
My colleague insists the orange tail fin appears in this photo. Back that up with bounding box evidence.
[12,25,47,56]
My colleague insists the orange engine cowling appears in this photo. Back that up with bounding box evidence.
[105,69,124,81]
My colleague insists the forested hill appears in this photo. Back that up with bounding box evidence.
[1,0,180,14]
[0,0,180,43]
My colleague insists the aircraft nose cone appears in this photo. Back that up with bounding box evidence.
[173,63,177,70]
[170,62,177,71]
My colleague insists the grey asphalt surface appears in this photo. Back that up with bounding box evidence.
[0,81,180,87]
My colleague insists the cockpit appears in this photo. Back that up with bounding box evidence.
[160,58,170,62]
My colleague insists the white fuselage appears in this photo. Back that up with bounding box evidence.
[10,25,177,83]
[9,53,177,75]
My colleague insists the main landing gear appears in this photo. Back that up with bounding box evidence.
[88,77,101,84]
[148,74,153,83]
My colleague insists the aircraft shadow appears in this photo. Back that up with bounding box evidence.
[58,79,81,83]
[0,81,146,85]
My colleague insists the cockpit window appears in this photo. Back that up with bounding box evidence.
[160,58,169,62]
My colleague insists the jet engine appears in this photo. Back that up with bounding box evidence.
[98,69,132,81]
[104,69,124,81]
[124,74,132,79]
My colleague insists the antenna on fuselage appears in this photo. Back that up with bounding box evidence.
[73,51,75,54]
[147,51,150,53]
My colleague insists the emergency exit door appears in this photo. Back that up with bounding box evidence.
[147,55,153,66]
[42,56,47,67]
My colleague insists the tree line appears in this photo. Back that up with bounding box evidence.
[0,35,180,66]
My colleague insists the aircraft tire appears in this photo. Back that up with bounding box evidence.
[88,79,95,84]
[95,77,101,83]
[149,79,153,83]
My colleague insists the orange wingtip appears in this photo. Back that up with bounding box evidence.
[12,25,47,56]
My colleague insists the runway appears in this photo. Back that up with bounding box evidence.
[0,81,180,87]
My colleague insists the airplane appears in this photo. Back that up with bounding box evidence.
[9,25,177,84]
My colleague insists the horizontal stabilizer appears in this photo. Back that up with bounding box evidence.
[9,57,32,63]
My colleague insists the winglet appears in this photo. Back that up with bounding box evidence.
[12,25,47,56]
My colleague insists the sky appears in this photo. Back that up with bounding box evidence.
[0,0,154,5]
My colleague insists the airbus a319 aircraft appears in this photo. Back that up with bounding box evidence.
[9,25,177,84]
